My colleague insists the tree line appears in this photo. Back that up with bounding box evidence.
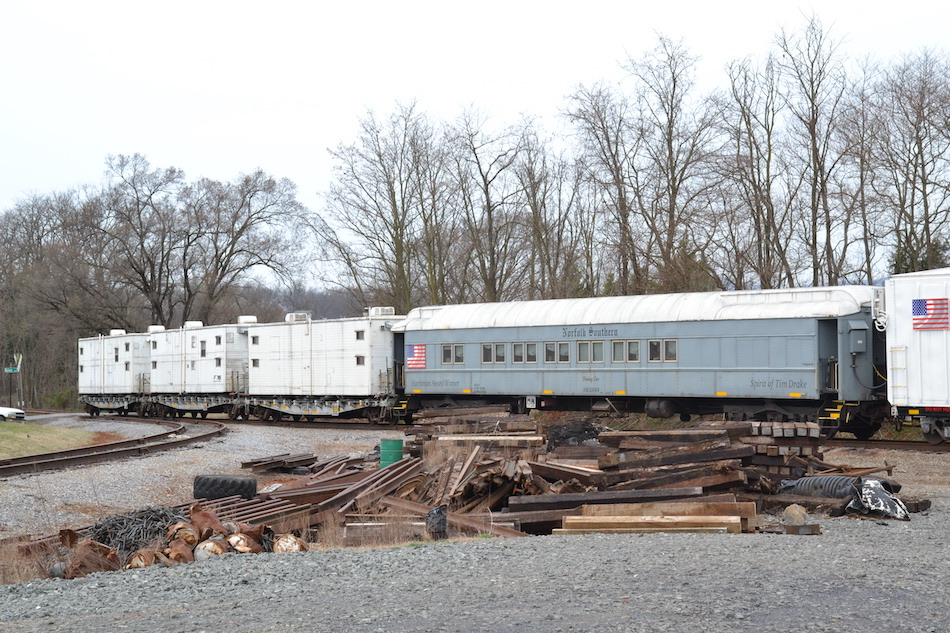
[2,16,949,407]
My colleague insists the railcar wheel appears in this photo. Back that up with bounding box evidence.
[850,427,877,441]
[923,429,945,444]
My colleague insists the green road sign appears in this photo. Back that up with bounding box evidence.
[3,367,17,373]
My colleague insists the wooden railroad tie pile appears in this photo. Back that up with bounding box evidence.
[232,417,920,541]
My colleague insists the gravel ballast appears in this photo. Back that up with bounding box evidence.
[0,415,948,632]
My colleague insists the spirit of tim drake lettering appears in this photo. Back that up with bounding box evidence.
[561,326,620,338]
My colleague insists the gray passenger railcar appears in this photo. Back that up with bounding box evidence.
[394,286,888,438]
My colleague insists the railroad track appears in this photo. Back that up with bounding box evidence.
[0,419,227,477]
[823,437,950,452]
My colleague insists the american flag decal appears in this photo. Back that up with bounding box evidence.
[912,298,950,330]
[406,344,426,369]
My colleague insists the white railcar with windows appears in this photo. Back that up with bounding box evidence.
[243,308,401,420]
[148,319,253,395]
[77,330,151,415]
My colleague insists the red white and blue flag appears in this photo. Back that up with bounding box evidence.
[406,344,426,369]
[912,298,950,330]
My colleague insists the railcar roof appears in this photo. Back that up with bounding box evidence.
[392,286,878,331]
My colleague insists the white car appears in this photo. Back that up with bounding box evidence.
[0,406,26,421]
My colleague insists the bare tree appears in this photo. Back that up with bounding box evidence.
[450,112,526,302]
[180,171,305,324]
[776,16,851,285]
[624,36,722,292]
[317,105,424,313]
[514,129,593,298]
[567,82,646,294]
[875,49,950,272]
[717,55,801,288]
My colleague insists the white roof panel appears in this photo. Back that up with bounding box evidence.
[394,286,878,331]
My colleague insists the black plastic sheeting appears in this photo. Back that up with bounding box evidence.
[777,474,902,499]
[847,477,910,520]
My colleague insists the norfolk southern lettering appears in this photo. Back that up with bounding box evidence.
[562,326,620,338]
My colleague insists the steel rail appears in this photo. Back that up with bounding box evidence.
[0,421,226,477]
[823,438,950,452]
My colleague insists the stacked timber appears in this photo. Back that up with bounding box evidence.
[595,425,755,491]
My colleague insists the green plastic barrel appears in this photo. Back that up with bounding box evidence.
[379,439,404,468]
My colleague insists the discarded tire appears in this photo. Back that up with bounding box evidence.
[193,475,257,500]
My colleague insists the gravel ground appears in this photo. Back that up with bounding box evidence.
[0,415,948,632]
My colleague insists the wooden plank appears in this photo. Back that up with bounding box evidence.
[580,500,757,519]
[433,435,545,447]
[598,429,731,448]
[525,460,604,487]
[553,527,729,535]
[601,445,755,472]
[606,461,742,489]
[506,487,704,512]
[563,514,742,534]
[549,445,611,459]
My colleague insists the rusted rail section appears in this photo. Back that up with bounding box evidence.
[0,421,226,477]
[824,438,950,452]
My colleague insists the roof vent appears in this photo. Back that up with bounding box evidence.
[147,325,166,333]
[285,312,311,323]
[237,315,258,324]
[184,321,204,329]
[368,307,396,317]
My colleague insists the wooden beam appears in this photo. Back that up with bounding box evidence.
[506,487,704,512]
[563,514,742,534]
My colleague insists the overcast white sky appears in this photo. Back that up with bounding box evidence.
[1,1,946,215]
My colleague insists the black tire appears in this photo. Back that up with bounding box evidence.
[193,475,257,500]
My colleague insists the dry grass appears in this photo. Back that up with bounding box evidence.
[0,421,100,459]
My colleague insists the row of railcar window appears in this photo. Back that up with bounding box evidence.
[440,339,679,366]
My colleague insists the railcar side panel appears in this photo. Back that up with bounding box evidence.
[77,331,150,394]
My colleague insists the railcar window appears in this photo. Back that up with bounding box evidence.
[124,362,130,371]
[544,342,556,363]
[80,347,84,355]
[558,342,570,363]
[355,330,365,340]
[251,359,260,368]
[215,335,222,345]
[612,340,624,362]
[664,339,678,361]
[513,343,524,363]
[215,358,222,367]
[592,341,605,362]
[627,341,639,362]
[443,344,466,364]
[79,365,84,372]
[200,341,207,358]
[125,343,130,352]
[526,343,537,363]
[494,343,506,363]
[251,336,259,345]
[578,341,590,363]
[648,340,662,362]
[482,344,493,363]
[151,361,157,369]
[356,355,365,365]
[151,341,157,350]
